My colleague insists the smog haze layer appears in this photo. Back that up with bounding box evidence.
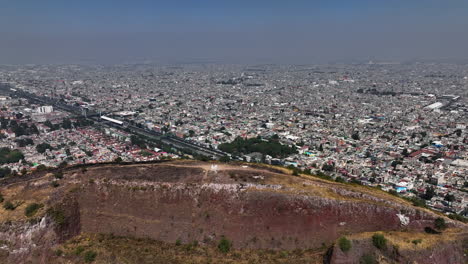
[1,0,468,64]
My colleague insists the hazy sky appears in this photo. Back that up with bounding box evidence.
[1,0,467,64]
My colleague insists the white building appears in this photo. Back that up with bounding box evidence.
[37,106,53,114]
[424,102,443,110]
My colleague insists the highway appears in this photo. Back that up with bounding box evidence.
[0,84,227,159]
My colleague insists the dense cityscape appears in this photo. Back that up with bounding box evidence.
[0,62,466,219]
[2,0,468,263]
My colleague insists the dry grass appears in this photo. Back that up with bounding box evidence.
[0,182,51,222]
[245,166,412,209]
[346,228,463,251]
[261,164,449,217]
[55,233,325,264]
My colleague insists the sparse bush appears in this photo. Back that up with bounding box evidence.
[51,181,59,188]
[219,156,231,162]
[360,253,377,264]
[54,249,63,256]
[175,239,181,246]
[3,201,15,210]
[412,239,422,245]
[25,203,42,217]
[372,233,387,250]
[74,246,85,255]
[279,250,289,258]
[47,208,66,225]
[183,243,194,252]
[84,250,97,262]
[409,197,427,208]
[424,226,440,234]
[315,171,333,180]
[335,177,345,183]
[338,236,352,252]
[434,217,447,230]
[36,164,48,171]
[54,171,63,179]
[0,193,3,203]
[350,179,362,185]
[448,213,468,223]
[292,248,304,256]
[218,236,232,253]
[0,167,12,178]
[58,161,68,168]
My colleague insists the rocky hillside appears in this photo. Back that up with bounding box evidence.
[0,160,466,263]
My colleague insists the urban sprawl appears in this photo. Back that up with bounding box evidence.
[0,63,466,219]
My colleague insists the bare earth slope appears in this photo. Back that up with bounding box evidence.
[0,160,466,263]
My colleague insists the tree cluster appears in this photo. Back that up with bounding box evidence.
[0,147,24,164]
[0,167,12,178]
[0,117,40,137]
[44,117,94,131]
[218,136,296,158]
[130,135,146,148]
[15,138,34,147]
[322,163,335,172]
[36,143,53,154]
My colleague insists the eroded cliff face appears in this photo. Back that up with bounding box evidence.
[71,162,457,250]
[0,190,80,264]
[0,217,52,263]
[0,161,466,263]
[77,179,433,250]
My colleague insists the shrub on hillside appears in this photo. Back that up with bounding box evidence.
[360,253,377,264]
[3,201,15,210]
[292,169,300,176]
[448,213,467,223]
[409,197,427,208]
[424,226,440,234]
[36,164,48,171]
[338,236,352,252]
[54,249,63,256]
[219,156,231,162]
[84,250,97,263]
[434,217,447,230]
[372,233,387,250]
[54,171,64,179]
[47,208,66,226]
[218,236,232,253]
[74,246,85,255]
[25,203,42,217]
[335,176,345,183]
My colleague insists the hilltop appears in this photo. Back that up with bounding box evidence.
[0,160,466,263]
